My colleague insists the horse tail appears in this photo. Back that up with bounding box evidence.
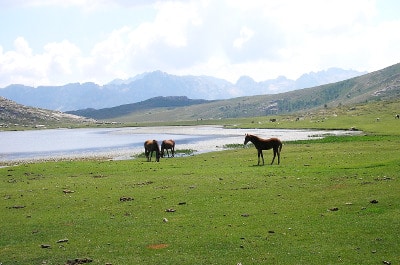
[279,141,283,153]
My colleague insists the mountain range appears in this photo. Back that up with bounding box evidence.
[67,63,400,122]
[0,68,365,112]
[1,63,399,126]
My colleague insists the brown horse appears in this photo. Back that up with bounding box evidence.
[244,134,282,165]
[161,139,175,158]
[144,140,161,162]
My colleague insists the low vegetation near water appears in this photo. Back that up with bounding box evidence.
[1,100,399,264]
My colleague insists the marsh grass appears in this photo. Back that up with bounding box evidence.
[134,149,196,159]
[1,100,400,264]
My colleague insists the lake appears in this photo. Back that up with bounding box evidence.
[0,126,360,163]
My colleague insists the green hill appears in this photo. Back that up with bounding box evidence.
[67,96,213,120]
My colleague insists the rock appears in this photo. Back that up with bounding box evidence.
[8,205,25,209]
[119,196,133,202]
[65,258,93,264]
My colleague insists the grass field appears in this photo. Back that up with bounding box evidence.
[1,100,399,264]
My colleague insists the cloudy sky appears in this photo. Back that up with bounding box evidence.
[1,0,400,88]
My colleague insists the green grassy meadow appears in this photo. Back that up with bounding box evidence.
[1,100,400,264]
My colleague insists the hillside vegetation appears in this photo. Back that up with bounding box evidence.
[72,63,400,123]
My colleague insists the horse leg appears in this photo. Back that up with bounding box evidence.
[261,151,264,165]
[166,149,170,157]
[258,150,264,165]
[172,147,175,157]
[271,149,276,165]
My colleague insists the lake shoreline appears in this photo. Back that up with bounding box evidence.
[1,125,361,165]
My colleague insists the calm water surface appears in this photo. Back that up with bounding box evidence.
[0,126,359,162]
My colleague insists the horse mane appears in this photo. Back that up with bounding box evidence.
[245,134,262,142]
[247,134,259,140]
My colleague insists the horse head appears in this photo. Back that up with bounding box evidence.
[160,141,166,158]
[244,134,252,146]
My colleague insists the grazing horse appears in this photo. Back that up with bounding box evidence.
[144,140,161,162]
[244,134,282,165]
[161,139,175,158]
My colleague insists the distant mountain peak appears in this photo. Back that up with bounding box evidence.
[236,75,256,84]
[296,68,367,88]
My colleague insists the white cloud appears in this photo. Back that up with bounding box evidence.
[44,40,81,74]
[0,0,157,9]
[13,37,33,56]
[0,37,82,86]
[1,0,400,87]
[233,27,255,49]
[0,37,45,86]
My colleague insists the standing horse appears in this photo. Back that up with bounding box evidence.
[244,134,282,165]
[161,139,175,158]
[144,140,161,162]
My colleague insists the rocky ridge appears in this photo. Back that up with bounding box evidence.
[0,96,94,129]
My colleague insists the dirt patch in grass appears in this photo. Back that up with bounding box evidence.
[147,244,169,249]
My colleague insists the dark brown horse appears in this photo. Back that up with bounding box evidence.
[244,134,282,165]
[161,139,175,158]
[144,140,161,162]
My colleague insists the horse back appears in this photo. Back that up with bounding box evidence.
[144,140,159,151]
[162,139,175,148]
[258,137,282,151]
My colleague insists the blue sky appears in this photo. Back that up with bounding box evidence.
[1,0,400,88]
